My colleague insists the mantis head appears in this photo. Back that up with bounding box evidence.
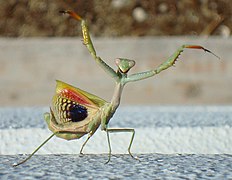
[115,58,135,74]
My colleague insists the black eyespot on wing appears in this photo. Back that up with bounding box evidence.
[69,104,88,122]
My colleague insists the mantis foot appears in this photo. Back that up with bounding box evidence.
[129,152,140,162]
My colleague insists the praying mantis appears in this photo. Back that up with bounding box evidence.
[13,10,219,167]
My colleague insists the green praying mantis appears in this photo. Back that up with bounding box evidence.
[13,10,219,167]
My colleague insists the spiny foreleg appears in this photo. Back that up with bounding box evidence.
[60,10,118,80]
[60,10,96,57]
[154,45,220,74]
[126,45,219,83]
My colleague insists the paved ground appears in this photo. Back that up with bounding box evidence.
[2,154,232,179]
[0,106,232,179]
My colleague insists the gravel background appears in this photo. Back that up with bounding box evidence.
[0,1,231,37]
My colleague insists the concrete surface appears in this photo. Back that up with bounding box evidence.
[0,106,232,179]
[0,37,231,106]
[1,106,232,155]
[2,154,232,179]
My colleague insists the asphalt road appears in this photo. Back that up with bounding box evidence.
[2,154,232,179]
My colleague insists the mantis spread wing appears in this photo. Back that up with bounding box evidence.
[52,80,107,124]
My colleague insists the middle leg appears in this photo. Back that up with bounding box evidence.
[105,128,138,164]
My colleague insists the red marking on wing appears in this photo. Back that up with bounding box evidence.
[60,88,94,106]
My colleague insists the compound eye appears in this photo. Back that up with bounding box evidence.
[128,60,135,69]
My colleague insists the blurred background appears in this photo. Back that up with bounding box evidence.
[0,0,231,106]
